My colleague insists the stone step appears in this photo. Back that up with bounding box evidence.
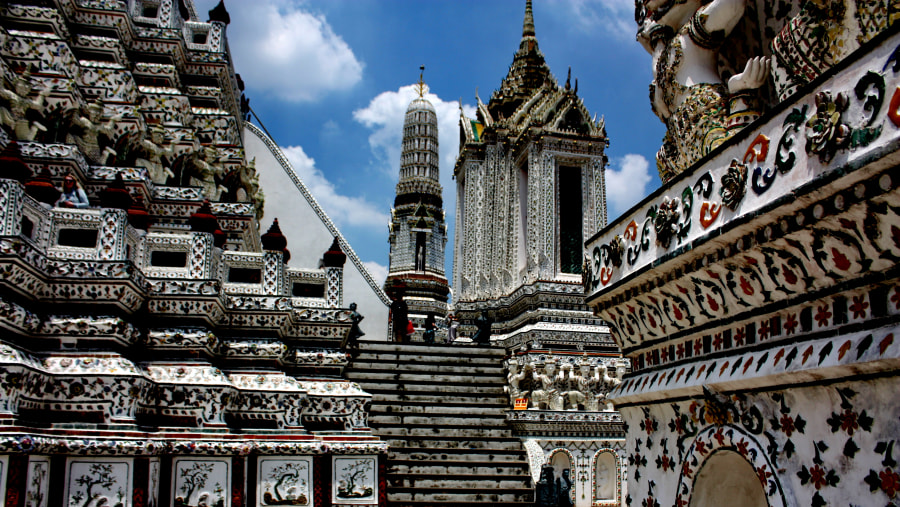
[390,462,530,475]
[396,448,527,461]
[384,438,525,451]
[346,342,533,504]
[352,382,505,394]
[389,476,532,489]
[370,403,506,415]
[388,489,533,503]
[348,371,504,383]
[376,426,513,438]
[388,504,535,507]
[358,392,509,404]
[369,414,507,426]
[355,340,503,357]
[347,362,504,374]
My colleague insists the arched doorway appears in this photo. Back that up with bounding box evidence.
[549,449,574,505]
[690,449,768,507]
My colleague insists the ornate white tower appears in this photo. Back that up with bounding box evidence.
[384,68,449,332]
[453,0,610,348]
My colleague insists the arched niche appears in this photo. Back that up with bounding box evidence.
[592,449,620,505]
[549,448,573,478]
[690,450,767,507]
[677,425,787,507]
[548,448,575,504]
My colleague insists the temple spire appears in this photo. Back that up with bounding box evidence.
[523,0,535,38]
[415,65,427,98]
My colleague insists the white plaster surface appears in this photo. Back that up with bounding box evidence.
[243,125,388,340]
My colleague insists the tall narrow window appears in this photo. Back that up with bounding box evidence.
[559,166,582,274]
[415,232,426,271]
[517,163,528,273]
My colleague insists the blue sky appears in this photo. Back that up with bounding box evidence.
[194,0,664,285]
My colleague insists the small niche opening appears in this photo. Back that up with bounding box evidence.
[292,282,325,298]
[150,250,187,268]
[228,267,261,284]
[21,217,33,239]
[57,228,98,248]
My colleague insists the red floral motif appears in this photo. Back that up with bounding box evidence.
[849,295,869,319]
[681,461,693,479]
[646,351,653,366]
[780,414,796,437]
[674,417,685,434]
[661,347,669,363]
[784,314,798,335]
[809,464,827,489]
[815,304,833,328]
[713,333,723,351]
[891,287,900,310]
[645,417,655,435]
[879,468,900,498]
[676,342,685,359]
[713,428,726,446]
[757,464,773,487]
[734,327,745,346]
[660,454,675,472]
[736,439,749,457]
[758,320,770,341]
[840,409,859,435]
[694,339,702,355]
[675,495,687,507]
[695,439,707,455]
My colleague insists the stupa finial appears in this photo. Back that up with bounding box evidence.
[523,0,535,38]
[415,65,427,98]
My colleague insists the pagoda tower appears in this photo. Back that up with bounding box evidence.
[384,68,449,336]
[453,0,611,346]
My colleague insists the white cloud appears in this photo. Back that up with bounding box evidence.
[362,261,388,288]
[352,84,476,194]
[606,154,652,219]
[281,145,389,229]
[207,0,363,102]
[547,0,636,39]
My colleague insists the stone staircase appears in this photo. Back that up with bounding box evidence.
[345,341,535,506]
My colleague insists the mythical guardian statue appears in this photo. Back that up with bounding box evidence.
[636,0,769,181]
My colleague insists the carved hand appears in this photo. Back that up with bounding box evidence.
[727,56,770,93]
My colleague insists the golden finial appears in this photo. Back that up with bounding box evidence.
[415,65,427,98]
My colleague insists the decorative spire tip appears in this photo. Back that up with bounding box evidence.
[523,0,535,38]
[415,65,427,98]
